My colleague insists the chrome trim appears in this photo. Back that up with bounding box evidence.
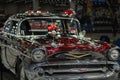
[24,59,119,80]
[31,61,117,67]
[25,68,117,80]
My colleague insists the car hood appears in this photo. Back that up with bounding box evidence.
[46,50,106,63]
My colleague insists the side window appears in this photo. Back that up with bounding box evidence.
[4,20,19,34]
[4,21,12,33]
[20,20,31,35]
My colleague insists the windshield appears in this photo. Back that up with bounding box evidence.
[20,18,80,36]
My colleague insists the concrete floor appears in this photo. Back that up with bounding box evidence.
[0,72,16,80]
[0,60,15,80]
[0,66,16,80]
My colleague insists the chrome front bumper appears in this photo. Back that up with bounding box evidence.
[24,61,119,80]
[25,70,118,80]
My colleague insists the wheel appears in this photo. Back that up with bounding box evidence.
[0,47,4,70]
[1,46,22,73]
[16,58,28,80]
[17,65,28,80]
[114,72,120,80]
[1,47,18,73]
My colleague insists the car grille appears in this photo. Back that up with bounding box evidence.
[36,60,114,76]
[27,60,117,80]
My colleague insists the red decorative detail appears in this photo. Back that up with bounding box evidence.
[19,32,112,55]
[70,28,77,33]
[46,37,112,55]
[48,24,57,31]
[36,10,42,14]
[25,10,34,14]
[48,26,53,31]
[64,9,75,16]
[25,10,49,15]
[21,41,32,48]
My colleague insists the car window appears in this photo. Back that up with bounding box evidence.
[4,20,19,34]
[20,18,79,36]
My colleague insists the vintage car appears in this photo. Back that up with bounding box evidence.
[0,10,120,80]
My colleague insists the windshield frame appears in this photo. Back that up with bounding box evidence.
[18,17,81,37]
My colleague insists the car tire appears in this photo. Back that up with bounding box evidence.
[1,47,16,73]
[115,72,120,80]
[16,60,28,80]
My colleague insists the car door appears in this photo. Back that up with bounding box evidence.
[1,20,21,73]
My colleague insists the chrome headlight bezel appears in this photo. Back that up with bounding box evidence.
[108,49,120,61]
[31,49,45,62]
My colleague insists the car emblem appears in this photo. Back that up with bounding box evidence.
[65,51,91,58]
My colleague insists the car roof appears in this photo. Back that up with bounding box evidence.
[8,11,73,21]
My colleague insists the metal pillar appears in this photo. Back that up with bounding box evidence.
[33,0,39,10]
[69,0,75,10]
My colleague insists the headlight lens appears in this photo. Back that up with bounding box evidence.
[108,49,119,61]
[32,50,45,62]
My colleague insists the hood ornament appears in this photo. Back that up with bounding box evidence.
[66,51,91,59]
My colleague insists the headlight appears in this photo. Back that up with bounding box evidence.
[31,49,45,62]
[108,49,119,61]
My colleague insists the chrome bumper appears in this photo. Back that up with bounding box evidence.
[24,61,119,80]
[25,70,118,80]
